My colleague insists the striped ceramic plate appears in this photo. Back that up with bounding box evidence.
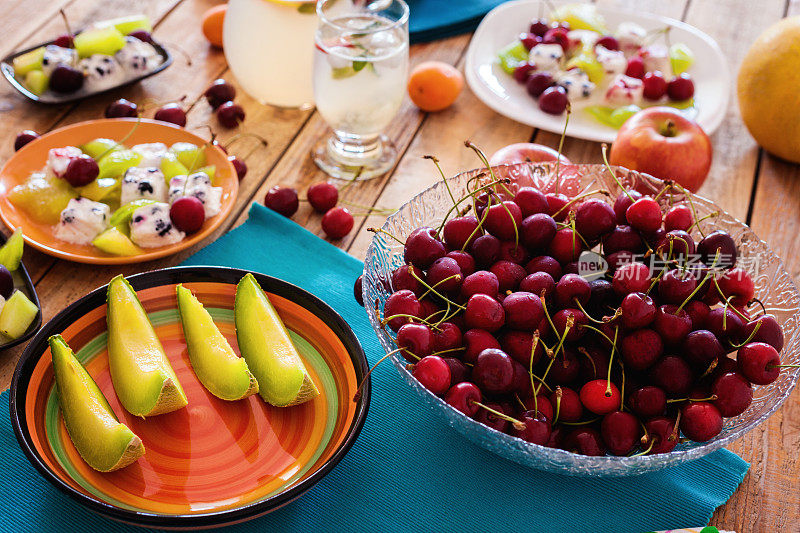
[10,266,370,529]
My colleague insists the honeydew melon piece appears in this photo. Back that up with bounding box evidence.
[106,275,187,417]
[80,138,121,160]
[170,142,206,172]
[92,227,143,256]
[49,335,145,472]
[7,173,78,225]
[12,47,44,77]
[234,273,319,406]
[74,27,126,58]
[96,15,152,35]
[0,229,24,271]
[176,284,258,401]
[0,290,38,339]
[24,70,49,95]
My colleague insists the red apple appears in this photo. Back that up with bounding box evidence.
[609,107,712,192]
[489,142,571,166]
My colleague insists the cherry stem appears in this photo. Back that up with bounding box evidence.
[630,439,655,457]
[666,395,718,404]
[551,189,611,219]
[464,141,513,197]
[731,321,762,349]
[353,348,402,401]
[98,117,142,160]
[59,8,73,37]
[601,143,634,202]
[573,299,606,325]
[436,178,508,236]
[675,272,711,314]
[671,181,706,239]
[366,227,405,245]
[535,350,559,397]
[223,131,269,153]
[560,417,600,426]
[752,297,768,315]
[341,201,394,215]
[553,386,563,424]
[699,357,718,380]
[409,269,466,311]
[768,364,800,369]
[606,326,618,397]
[553,102,571,195]
[529,331,541,403]
[472,401,527,430]
[577,347,597,376]
[669,411,682,442]
[430,346,464,358]
[687,211,719,233]
[418,273,462,300]
[617,358,626,411]
[424,155,457,208]
[539,291,559,338]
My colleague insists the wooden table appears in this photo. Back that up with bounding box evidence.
[0,0,798,530]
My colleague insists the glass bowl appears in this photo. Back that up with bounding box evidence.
[362,162,800,477]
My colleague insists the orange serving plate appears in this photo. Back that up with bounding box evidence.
[0,119,238,265]
[10,267,370,529]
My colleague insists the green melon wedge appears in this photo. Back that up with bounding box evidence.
[176,284,258,401]
[0,228,24,271]
[49,335,145,472]
[234,274,319,407]
[106,275,187,417]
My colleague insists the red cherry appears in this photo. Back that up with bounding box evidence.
[737,342,781,385]
[463,328,501,364]
[625,56,645,79]
[169,196,205,233]
[444,382,481,416]
[14,130,40,151]
[53,34,74,48]
[519,33,541,51]
[432,322,463,352]
[472,348,515,394]
[264,186,299,217]
[427,257,463,293]
[461,270,499,299]
[383,289,421,331]
[574,198,616,241]
[228,156,247,179]
[642,71,668,100]
[667,73,695,101]
[526,71,555,97]
[551,386,582,421]
[391,264,424,296]
[580,379,620,415]
[563,428,605,456]
[645,417,678,454]
[105,98,138,118]
[680,402,723,442]
[620,328,663,371]
[625,197,662,233]
[445,250,475,276]
[612,262,651,297]
[650,356,693,396]
[404,227,446,269]
[411,357,451,393]
[511,410,551,445]
[542,27,569,51]
[473,401,512,433]
[204,78,237,109]
[601,411,640,455]
[628,386,667,417]
[217,101,246,128]
[396,322,433,361]
[742,314,784,352]
[502,291,544,329]
[711,372,753,417]
[664,204,693,231]
[483,200,522,241]
[619,291,656,329]
[525,255,562,279]
[62,154,99,187]
[513,62,537,84]
[154,103,187,127]
[548,227,583,264]
[489,260,526,292]
[464,293,505,332]
[514,187,549,217]
[307,182,339,213]
[353,275,364,306]
[538,86,569,114]
[321,206,354,239]
[595,35,619,50]
[443,216,482,250]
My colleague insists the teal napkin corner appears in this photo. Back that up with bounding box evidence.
[0,203,749,533]
[408,0,506,43]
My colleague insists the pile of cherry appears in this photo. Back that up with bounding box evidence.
[264,183,356,240]
[359,178,790,456]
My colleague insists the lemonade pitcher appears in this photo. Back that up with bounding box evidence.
[223,0,319,108]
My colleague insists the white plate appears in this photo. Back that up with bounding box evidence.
[465,0,731,142]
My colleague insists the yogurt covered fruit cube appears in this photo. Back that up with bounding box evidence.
[115,36,162,75]
[79,54,125,92]
[169,172,222,218]
[614,22,647,56]
[131,142,168,168]
[47,146,83,178]
[41,45,78,76]
[596,45,627,76]
[121,167,168,205]
[555,68,595,100]
[529,43,564,72]
[604,74,644,106]
[129,203,185,248]
[640,45,672,77]
[54,197,111,245]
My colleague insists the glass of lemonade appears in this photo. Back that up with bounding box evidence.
[312,0,410,180]
[223,0,319,108]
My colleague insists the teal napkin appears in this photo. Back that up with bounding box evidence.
[409,0,506,43]
[1,204,749,533]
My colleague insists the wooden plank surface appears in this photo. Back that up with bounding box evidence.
[0,0,798,530]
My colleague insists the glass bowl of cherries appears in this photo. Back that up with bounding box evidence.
[362,161,800,477]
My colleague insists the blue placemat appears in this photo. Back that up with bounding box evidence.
[409,0,506,43]
[1,204,748,533]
